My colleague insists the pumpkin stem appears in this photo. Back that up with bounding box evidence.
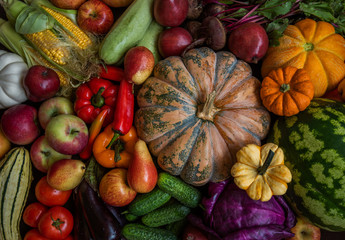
[304,42,314,51]
[258,150,275,175]
[197,90,220,121]
[280,83,290,93]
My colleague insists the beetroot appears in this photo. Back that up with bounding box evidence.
[158,27,193,58]
[154,0,189,27]
[227,22,269,64]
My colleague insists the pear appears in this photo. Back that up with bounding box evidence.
[127,139,158,193]
[47,159,86,191]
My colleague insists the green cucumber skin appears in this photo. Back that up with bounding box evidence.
[122,223,177,240]
[128,187,171,216]
[99,0,154,65]
[136,20,164,64]
[141,202,191,227]
[157,172,202,208]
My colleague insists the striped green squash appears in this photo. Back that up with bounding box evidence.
[267,98,345,231]
[0,147,32,240]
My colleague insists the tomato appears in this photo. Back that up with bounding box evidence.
[22,202,48,227]
[24,229,50,240]
[24,229,73,240]
[35,176,72,206]
[38,206,74,240]
[182,224,209,240]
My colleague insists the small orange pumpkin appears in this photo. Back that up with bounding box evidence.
[260,66,314,116]
[261,18,345,97]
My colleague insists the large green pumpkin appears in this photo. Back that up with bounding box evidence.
[267,98,345,231]
[135,47,271,186]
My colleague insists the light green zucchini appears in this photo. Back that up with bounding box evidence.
[136,19,164,64]
[99,0,154,65]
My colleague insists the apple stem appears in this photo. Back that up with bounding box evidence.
[91,87,105,108]
[106,131,120,149]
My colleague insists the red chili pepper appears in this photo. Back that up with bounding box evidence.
[111,79,134,141]
[79,109,109,160]
[100,65,125,82]
[74,77,118,127]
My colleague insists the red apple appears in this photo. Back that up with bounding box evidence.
[1,104,40,145]
[158,27,193,58]
[49,0,87,9]
[30,135,72,173]
[23,65,60,102]
[38,97,74,129]
[99,168,137,207]
[127,139,157,193]
[227,22,269,64]
[77,0,114,35]
[124,46,155,85]
[287,217,321,240]
[45,114,88,155]
[154,0,189,27]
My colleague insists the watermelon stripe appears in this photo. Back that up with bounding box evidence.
[268,98,345,231]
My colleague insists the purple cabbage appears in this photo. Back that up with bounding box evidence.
[188,179,296,240]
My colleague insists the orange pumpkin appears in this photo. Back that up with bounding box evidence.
[260,66,314,116]
[261,18,345,98]
[337,78,345,101]
[135,47,271,186]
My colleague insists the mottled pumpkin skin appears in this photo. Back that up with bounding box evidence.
[261,19,345,98]
[135,47,271,186]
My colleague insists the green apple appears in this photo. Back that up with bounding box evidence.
[38,97,74,129]
[30,135,72,173]
[45,114,88,155]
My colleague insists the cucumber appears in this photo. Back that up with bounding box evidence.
[122,223,177,240]
[99,0,154,65]
[141,201,191,227]
[0,147,32,240]
[128,187,171,216]
[136,19,164,64]
[125,213,139,222]
[157,172,202,208]
[166,219,187,236]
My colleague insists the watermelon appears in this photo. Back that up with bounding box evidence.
[267,98,345,232]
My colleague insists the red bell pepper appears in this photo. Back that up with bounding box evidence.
[74,77,118,127]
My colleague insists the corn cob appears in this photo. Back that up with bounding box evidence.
[0,18,70,90]
[24,29,67,65]
[40,5,92,50]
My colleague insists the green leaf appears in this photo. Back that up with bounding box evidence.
[299,2,335,22]
[84,157,107,192]
[15,6,54,34]
[258,0,294,20]
[265,18,289,46]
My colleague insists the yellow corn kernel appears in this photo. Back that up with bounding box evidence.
[25,30,67,65]
[41,5,92,49]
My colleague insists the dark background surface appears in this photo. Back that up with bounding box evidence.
[1,3,345,240]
